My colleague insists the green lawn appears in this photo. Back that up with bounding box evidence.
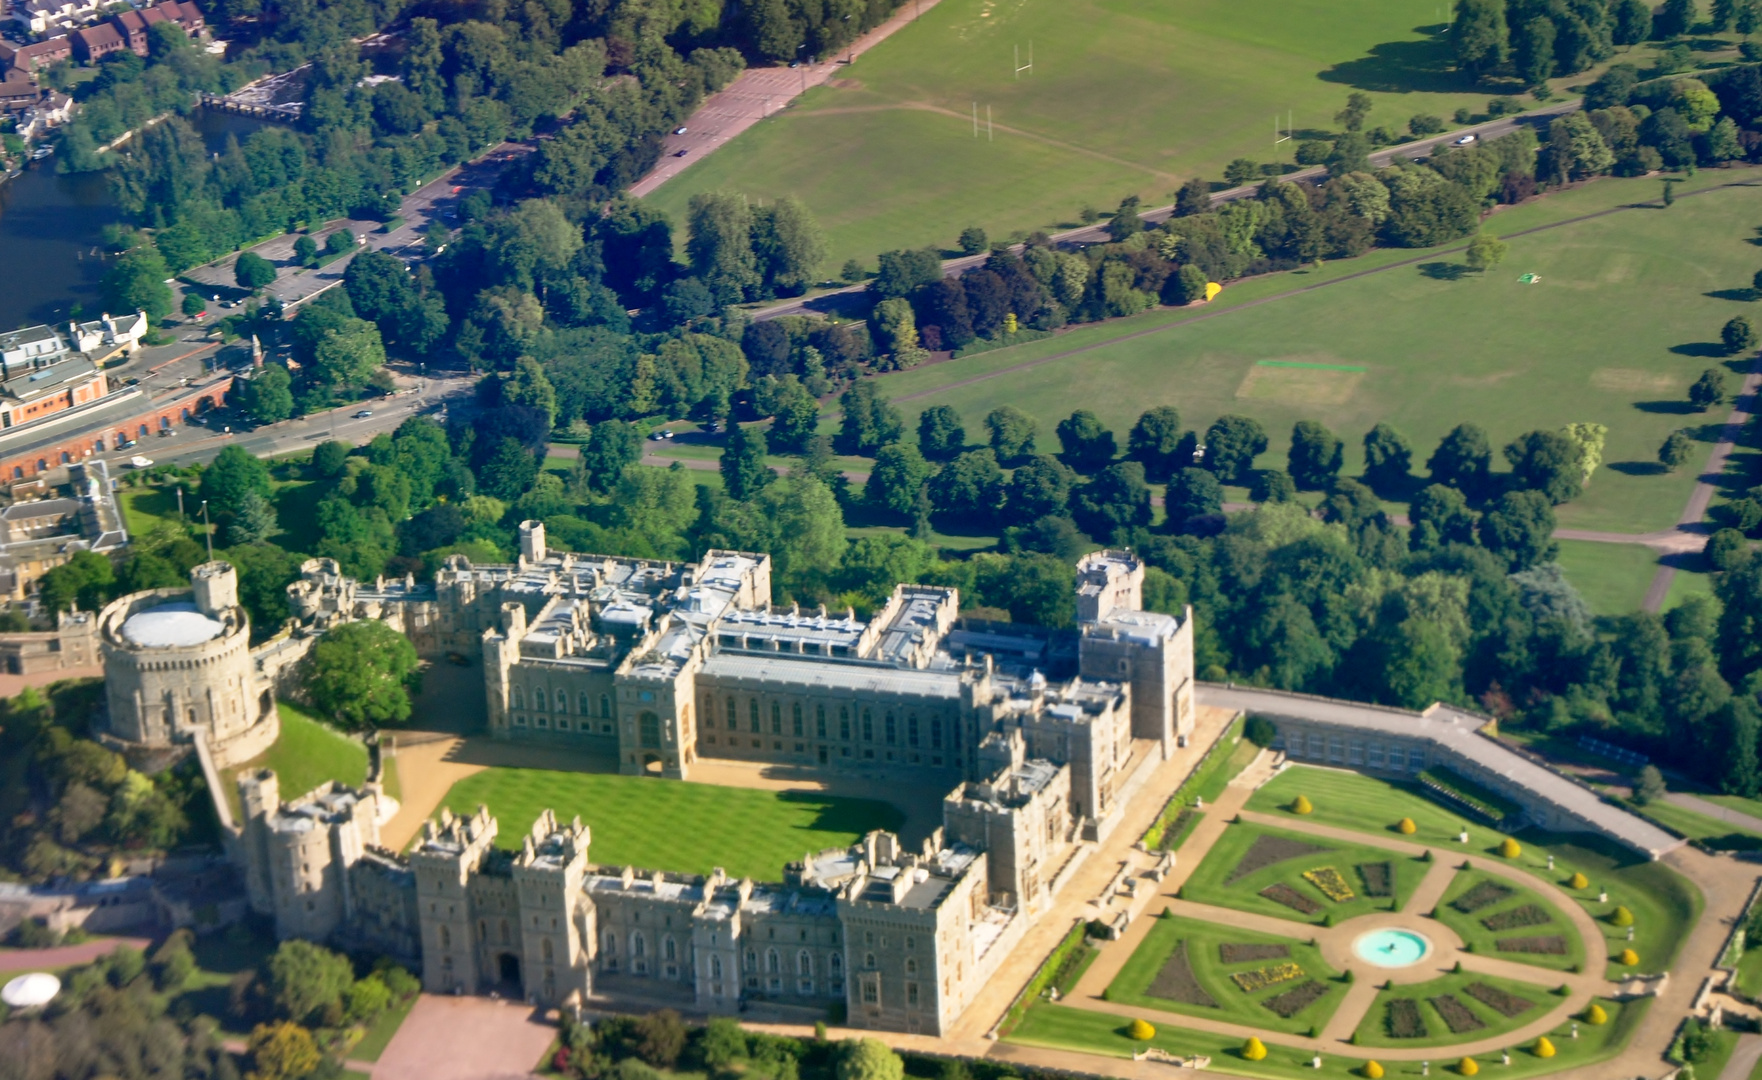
[1736,947,1762,998]
[1693,1028,1742,1080]
[1104,910,1346,1035]
[1179,820,1429,927]
[646,0,1677,269]
[1249,766,1703,970]
[1702,793,1762,823]
[350,991,418,1062]
[119,486,181,536]
[1351,970,1567,1049]
[1433,868,1586,973]
[1630,798,1762,852]
[1006,995,1647,1079]
[220,701,369,822]
[854,169,1762,535]
[436,766,904,880]
[1143,718,1255,848]
[1553,541,1661,616]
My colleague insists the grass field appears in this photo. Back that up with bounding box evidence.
[1105,911,1346,1035]
[1179,819,1429,926]
[437,766,904,879]
[647,0,1660,268]
[1248,766,1703,969]
[858,170,1762,535]
[1433,868,1586,973]
[1351,970,1565,1049]
[220,700,369,822]
[1629,797,1762,851]
[1007,995,1646,1078]
[1552,541,1664,616]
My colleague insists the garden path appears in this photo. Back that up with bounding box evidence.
[1718,1032,1762,1080]
[1405,857,1459,917]
[1664,793,1762,837]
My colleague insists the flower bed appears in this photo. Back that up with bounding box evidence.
[1146,940,1219,1008]
[1226,834,1331,884]
[1219,943,1291,964]
[1303,866,1356,902]
[1260,882,1324,916]
[1386,998,1429,1038]
[1231,962,1304,993]
[1482,904,1552,931]
[1263,980,1329,1018]
[1451,881,1515,914]
[1496,935,1569,955]
[1463,982,1536,1018]
[1429,994,1487,1034]
[1357,861,1393,897]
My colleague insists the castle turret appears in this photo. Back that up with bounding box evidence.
[519,520,546,564]
[409,806,498,994]
[512,809,592,1006]
[191,560,238,617]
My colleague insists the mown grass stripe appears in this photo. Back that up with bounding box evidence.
[1255,360,1367,372]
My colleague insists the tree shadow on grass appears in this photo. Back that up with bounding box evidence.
[1705,289,1760,302]
[1606,461,1668,477]
[777,788,906,836]
[1419,261,1471,281]
[1633,400,1699,414]
[1319,38,1481,94]
[1670,342,1730,358]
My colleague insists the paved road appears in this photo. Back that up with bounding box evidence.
[1720,1032,1762,1080]
[748,101,1582,321]
[0,935,151,973]
[627,0,946,198]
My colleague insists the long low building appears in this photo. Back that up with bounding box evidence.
[1198,684,1680,860]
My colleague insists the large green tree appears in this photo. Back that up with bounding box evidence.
[305,620,420,730]
[200,444,274,523]
[1127,406,1185,482]
[1203,414,1268,484]
[1287,420,1344,490]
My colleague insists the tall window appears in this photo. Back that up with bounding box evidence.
[862,709,873,742]
[931,718,942,749]
[543,938,554,962]
[727,696,737,730]
[600,694,611,718]
[639,712,662,749]
[664,937,677,961]
[816,704,827,739]
[797,950,813,975]
[792,702,804,737]
[513,689,525,709]
[711,956,723,978]
[908,715,919,748]
[771,702,782,734]
[840,707,851,741]
[885,712,896,745]
[440,925,451,950]
[632,933,646,957]
[766,950,781,974]
[749,699,760,732]
[535,688,546,710]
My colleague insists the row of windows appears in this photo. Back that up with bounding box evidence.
[707,697,954,751]
[1289,731,1427,772]
[700,735,946,767]
[511,688,614,717]
[511,715,616,734]
[602,934,846,979]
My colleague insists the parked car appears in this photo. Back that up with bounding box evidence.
[1454,134,1476,145]
[127,456,154,468]
[674,126,688,135]
[354,409,373,419]
[674,149,689,157]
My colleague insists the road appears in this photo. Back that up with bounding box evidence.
[749,100,1582,321]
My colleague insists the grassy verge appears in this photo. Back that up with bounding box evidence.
[349,991,418,1062]
[219,701,368,822]
[1628,797,1762,852]
[999,919,1089,1037]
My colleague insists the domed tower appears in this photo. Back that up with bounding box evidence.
[99,561,278,769]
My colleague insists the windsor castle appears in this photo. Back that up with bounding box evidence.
[96,524,1196,1035]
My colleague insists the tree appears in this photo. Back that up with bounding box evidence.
[1480,489,1558,569]
[1724,316,1758,355]
[504,358,557,430]
[268,940,354,1027]
[866,442,932,517]
[836,1039,904,1080]
[1174,177,1211,217]
[1326,132,1372,176]
[1252,469,1298,502]
[1505,430,1584,503]
[1514,16,1557,88]
[957,226,989,255]
[1465,231,1509,271]
[1428,423,1493,494]
[1203,414,1269,484]
[1562,422,1608,485]
[306,620,420,730]
[1224,158,1261,186]
[1107,195,1144,240]
[1288,420,1344,490]
[927,449,1006,521]
[1362,423,1413,491]
[325,230,355,258]
[752,196,827,295]
[1614,0,1653,42]
[1410,483,1479,550]
[1708,527,1752,571]
[226,490,278,546]
[985,405,1039,464]
[1335,91,1374,132]
[201,444,273,523]
[310,319,387,392]
[1072,462,1153,539]
[1655,0,1696,36]
[248,1021,321,1080]
[1659,430,1695,470]
[1169,264,1210,305]
[1056,410,1117,470]
[181,292,207,317]
[243,364,295,424]
[101,242,174,321]
[837,382,905,456]
[1166,467,1224,530]
[1635,764,1666,804]
[1006,455,1075,523]
[39,549,115,616]
[1543,114,1614,180]
[1451,0,1510,79]
[293,235,319,267]
[633,1010,689,1068]
[1128,406,1186,482]
[720,421,771,500]
[870,248,942,300]
[1690,368,1730,411]
[917,405,966,460]
[151,928,196,992]
[235,252,277,292]
[687,192,759,303]
[580,420,642,494]
[313,440,351,478]
[871,298,921,360]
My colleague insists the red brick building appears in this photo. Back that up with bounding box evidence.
[0,36,72,75]
[70,22,125,63]
[0,378,236,482]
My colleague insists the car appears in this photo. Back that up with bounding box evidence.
[674,126,688,135]
[1454,134,1476,145]
[649,430,669,440]
[354,409,373,419]
[674,149,689,157]
[127,455,154,468]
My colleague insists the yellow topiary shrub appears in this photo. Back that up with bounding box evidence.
[1610,905,1634,927]
[1533,1037,1556,1059]
[1498,837,1522,859]
[1458,1057,1480,1076]
[1242,1036,1268,1061]
[1127,1018,1155,1041]
[1584,1003,1609,1025]
[1292,795,1313,815]
[1568,871,1589,889]
[1618,948,1639,966]
[1397,817,1417,834]
[1362,1062,1385,1079]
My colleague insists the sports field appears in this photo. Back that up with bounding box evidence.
[868,170,1762,536]
[647,0,1513,266]
[437,766,904,880]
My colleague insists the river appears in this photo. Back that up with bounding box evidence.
[0,109,271,332]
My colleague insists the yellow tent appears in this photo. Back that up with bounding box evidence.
[1204,281,1223,301]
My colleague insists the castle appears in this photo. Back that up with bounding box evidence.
[100,531,1197,1034]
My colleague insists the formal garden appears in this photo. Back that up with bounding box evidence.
[1177,822,1429,926]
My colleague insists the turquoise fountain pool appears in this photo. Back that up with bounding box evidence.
[1354,929,1431,968]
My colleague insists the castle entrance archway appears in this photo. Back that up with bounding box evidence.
[498,952,521,987]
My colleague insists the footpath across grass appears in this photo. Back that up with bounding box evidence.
[438,766,904,880]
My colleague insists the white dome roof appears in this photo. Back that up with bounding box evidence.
[2,971,60,1008]
[121,601,223,647]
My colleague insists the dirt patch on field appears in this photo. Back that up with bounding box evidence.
[1236,362,1365,405]
[829,78,863,89]
[1591,367,1680,394]
[1446,370,1519,386]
